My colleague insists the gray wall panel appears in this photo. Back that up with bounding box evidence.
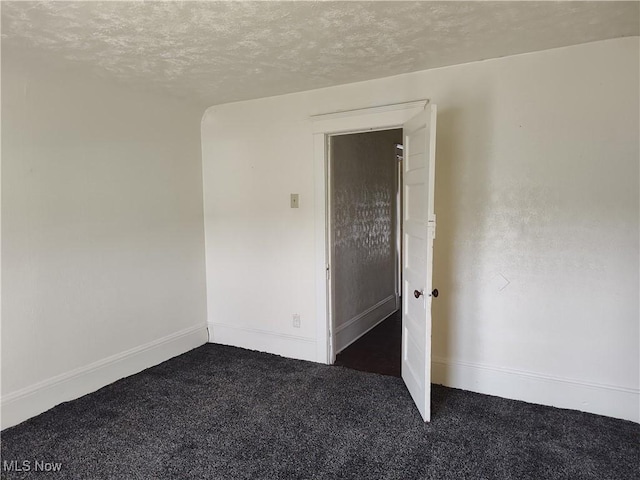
[330,129,402,338]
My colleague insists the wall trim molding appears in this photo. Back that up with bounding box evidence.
[334,295,396,334]
[310,100,428,122]
[311,101,429,135]
[431,356,640,423]
[1,324,208,430]
[334,296,397,354]
[208,322,317,362]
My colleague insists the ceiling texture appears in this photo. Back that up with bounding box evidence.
[2,1,639,107]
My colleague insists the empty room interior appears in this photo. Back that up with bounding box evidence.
[1,2,639,479]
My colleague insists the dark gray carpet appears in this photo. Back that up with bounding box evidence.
[1,344,638,479]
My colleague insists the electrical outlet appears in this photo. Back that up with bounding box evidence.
[292,314,301,328]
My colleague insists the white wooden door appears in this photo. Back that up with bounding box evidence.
[401,104,437,422]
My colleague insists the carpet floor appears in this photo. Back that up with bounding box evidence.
[1,344,638,479]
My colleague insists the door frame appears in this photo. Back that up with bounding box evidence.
[311,100,428,364]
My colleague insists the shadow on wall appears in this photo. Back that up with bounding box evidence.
[431,96,493,387]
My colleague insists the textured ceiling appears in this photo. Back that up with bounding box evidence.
[2,1,638,107]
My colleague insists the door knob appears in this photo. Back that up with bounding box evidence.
[414,289,439,298]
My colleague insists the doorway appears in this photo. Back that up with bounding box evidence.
[328,129,403,377]
[312,100,437,421]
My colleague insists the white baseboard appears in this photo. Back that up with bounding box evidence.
[209,322,316,362]
[1,325,208,430]
[334,295,397,354]
[431,356,640,423]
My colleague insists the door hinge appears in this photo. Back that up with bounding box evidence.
[395,143,404,162]
[326,264,330,280]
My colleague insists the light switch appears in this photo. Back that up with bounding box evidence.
[290,194,299,208]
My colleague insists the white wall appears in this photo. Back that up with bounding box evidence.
[202,37,639,422]
[1,51,208,428]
